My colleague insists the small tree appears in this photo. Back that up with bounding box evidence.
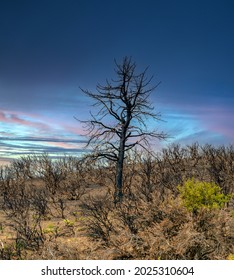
[79,57,167,203]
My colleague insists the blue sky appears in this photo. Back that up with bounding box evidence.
[0,0,234,164]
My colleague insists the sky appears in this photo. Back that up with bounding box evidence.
[0,0,234,164]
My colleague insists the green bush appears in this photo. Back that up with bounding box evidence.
[178,178,231,214]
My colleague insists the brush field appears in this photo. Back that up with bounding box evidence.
[0,144,234,260]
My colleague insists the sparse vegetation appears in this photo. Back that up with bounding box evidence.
[0,143,233,259]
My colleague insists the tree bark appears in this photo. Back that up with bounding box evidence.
[115,129,126,204]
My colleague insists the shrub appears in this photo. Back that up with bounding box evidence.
[178,178,231,215]
[80,193,115,243]
[227,254,234,260]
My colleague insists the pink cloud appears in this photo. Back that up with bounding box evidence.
[193,106,234,141]
[45,141,81,149]
[0,107,43,119]
[0,111,7,122]
[0,110,50,132]
[61,124,85,136]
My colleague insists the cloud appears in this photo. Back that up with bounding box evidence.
[160,100,234,145]
[61,124,87,136]
[173,130,226,146]
[0,135,90,164]
[0,110,50,132]
[0,106,91,165]
[0,136,87,143]
[193,107,234,143]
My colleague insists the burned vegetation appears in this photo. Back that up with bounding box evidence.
[0,143,233,260]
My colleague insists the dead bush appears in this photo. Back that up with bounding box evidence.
[80,193,115,243]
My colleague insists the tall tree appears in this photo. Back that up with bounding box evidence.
[79,57,167,203]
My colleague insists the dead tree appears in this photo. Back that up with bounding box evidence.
[79,57,167,203]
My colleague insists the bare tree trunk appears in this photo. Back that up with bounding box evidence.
[115,130,126,204]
